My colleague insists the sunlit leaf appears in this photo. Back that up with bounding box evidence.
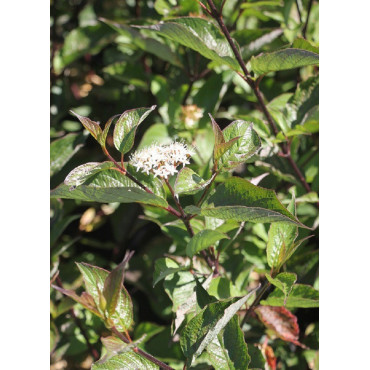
[265,272,297,305]
[186,229,229,258]
[261,284,319,308]
[200,177,307,227]
[76,263,134,331]
[180,288,258,367]
[140,17,241,71]
[255,305,306,347]
[250,48,319,75]
[113,106,156,154]
[153,258,188,287]
[174,167,212,196]
[50,132,87,176]
[51,168,168,207]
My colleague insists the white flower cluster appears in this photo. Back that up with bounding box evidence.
[130,142,194,179]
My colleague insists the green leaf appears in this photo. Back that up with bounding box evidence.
[53,24,116,74]
[261,284,319,308]
[292,37,319,54]
[153,258,188,287]
[137,123,172,150]
[200,177,307,227]
[51,169,168,207]
[172,274,214,335]
[93,336,139,365]
[215,137,241,162]
[207,316,250,370]
[174,168,212,196]
[266,197,298,269]
[101,18,183,68]
[92,350,159,369]
[76,263,133,331]
[265,272,297,305]
[103,252,133,318]
[64,162,115,188]
[99,115,120,148]
[186,229,229,258]
[208,277,241,300]
[70,111,102,141]
[141,17,241,71]
[218,120,261,170]
[113,105,156,154]
[250,48,319,75]
[50,132,87,176]
[50,214,80,246]
[180,288,257,367]
[163,270,200,315]
[209,115,241,162]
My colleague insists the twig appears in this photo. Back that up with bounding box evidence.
[302,0,314,39]
[240,280,270,327]
[196,172,218,207]
[205,0,313,194]
[164,178,215,270]
[111,327,174,370]
[295,0,302,23]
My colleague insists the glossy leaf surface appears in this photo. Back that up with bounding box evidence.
[50,132,87,176]
[77,263,133,331]
[255,305,305,347]
[180,288,257,366]
[174,167,212,195]
[265,272,297,305]
[261,284,319,308]
[200,177,306,226]
[51,169,168,207]
[141,18,241,71]
[186,229,229,258]
[113,105,156,154]
[251,48,319,75]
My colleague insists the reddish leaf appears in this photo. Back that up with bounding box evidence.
[255,305,307,348]
[70,111,102,141]
[263,344,276,370]
[209,114,225,146]
[51,284,102,318]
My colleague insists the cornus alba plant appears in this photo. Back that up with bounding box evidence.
[51,103,317,369]
[51,0,318,368]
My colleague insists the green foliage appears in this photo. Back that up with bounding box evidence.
[143,18,241,71]
[250,48,319,75]
[51,1,319,368]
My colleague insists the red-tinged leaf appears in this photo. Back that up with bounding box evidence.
[209,114,225,146]
[51,284,102,318]
[99,114,120,148]
[70,110,102,141]
[103,251,135,318]
[255,305,307,348]
[214,137,241,161]
[263,344,276,370]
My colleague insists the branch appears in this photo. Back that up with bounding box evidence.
[205,0,313,194]
[240,280,270,327]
